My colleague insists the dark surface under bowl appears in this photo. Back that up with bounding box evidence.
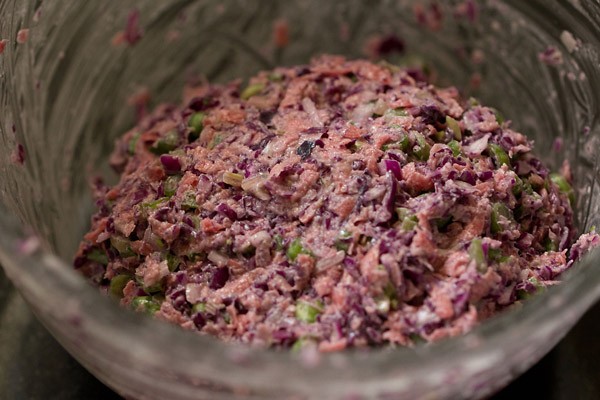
[1,268,598,400]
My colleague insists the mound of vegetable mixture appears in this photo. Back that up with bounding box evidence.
[75,56,599,351]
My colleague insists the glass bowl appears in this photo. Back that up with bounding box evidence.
[1,1,599,399]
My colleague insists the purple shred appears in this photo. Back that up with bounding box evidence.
[384,159,402,180]
[11,143,25,165]
[216,203,238,221]
[193,312,206,329]
[419,105,446,128]
[478,170,494,181]
[210,267,230,289]
[124,9,142,45]
[160,155,181,174]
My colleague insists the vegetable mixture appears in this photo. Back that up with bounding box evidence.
[75,56,599,351]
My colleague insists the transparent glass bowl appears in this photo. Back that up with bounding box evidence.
[1,1,599,399]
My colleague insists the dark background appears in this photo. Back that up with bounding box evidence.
[1,267,598,400]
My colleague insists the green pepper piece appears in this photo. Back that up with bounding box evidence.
[448,140,461,157]
[150,130,179,155]
[188,112,205,141]
[139,276,164,294]
[434,130,446,142]
[128,132,140,155]
[383,281,399,310]
[131,296,161,314]
[164,175,180,198]
[391,108,409,117]
[109,274,132,298]
[192,302,207,314]
[550,173,575,205]
[181,191,197,210]
[413,132,431,161]
[397,208,419,231]
[291,337,316,352]
[543,236,558,252]
[166,253,181,272]
[241,83,265,100]
[512,176,524,196]
[268,72,284,82]
[141,197,169,211]
[487,248,506,263]
[446,116,462,140]
[491,108,505,125]
[398,135,411,152]
[295,301,323,323]
[490,202,512,234]
[517,277,545,300]
[287,238,311,261]
[87,249,108,265]
[273,234,285,251]
[110,236,135,257]
[469,238,487,273]
[488,143,511,168]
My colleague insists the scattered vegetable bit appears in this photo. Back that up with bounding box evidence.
[550,173,575,205]
[490,202,512,234]
[273,235,285,251]
[222,171,244,187]
[397,208,418,231]
[180,191,197,210]
[164,175,180,197]
[334,229,353,252]
[469,238,487,273]
[87,249,108,265]
[287,238,311,261]
[412,132,431,161]
[241,83,265,100]
[166,253,181,272]
[188,112,205,141]
[109,274,132,298]
[128,132,140,155]
[150,130,179,155]
[488,143,511,167]
[448,140,461,156]
[492,108,505,124]
[110,236,135,257]
[446,116,461,140]
[131,296,161,314]
[295,300,323,323]
[390,107,409,117]
[192,302,207,314]
[141,197,168,211]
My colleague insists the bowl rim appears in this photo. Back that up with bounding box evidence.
[1,209,599,397]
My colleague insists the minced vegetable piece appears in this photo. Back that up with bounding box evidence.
[75,56,600,351]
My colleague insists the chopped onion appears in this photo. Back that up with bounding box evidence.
[216,203,238,221]
[316,250,346,271]
[208,250,229,267]
[185,283,205,304]
[302,97,323,128]
[464,134,490,156]
[241,174,271,201]
[222,171,243,187]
